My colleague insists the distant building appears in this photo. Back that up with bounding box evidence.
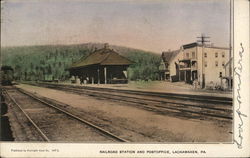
[68,43,133,84]
[160,42,232,89]
[159,50,179,81]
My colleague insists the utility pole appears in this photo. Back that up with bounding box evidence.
[197,33,210,88]
[197,33,210,45]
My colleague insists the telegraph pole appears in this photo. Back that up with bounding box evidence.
[197,34,210,88]
[197,33,210,45]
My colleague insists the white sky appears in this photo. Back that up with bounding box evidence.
[1,0,230,53]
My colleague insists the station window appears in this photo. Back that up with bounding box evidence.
[204,61,207,67]
[215,61,218,67]
[186,53,189,58]
[204,52,207,58]
[222,61,225,67]
[215,52,218,58]
[192,52,195,58]
[222,52,225,57]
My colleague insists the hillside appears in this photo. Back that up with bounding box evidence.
[1,43,161,81]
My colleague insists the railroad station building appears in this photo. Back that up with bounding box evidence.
[159,42,232,89]
[68,43,133,84]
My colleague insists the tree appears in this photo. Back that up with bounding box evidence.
[47,65,52,75]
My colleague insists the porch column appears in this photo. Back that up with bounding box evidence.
[104,67,107,84]
[191,71,193,81]
[97,68,100,84]
[127,68,129,83]
[184,71,186,82]
[179,71,181,81]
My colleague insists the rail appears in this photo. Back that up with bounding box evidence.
[24,83,232,120]
[3,90,50,142]
[16,88,129,142]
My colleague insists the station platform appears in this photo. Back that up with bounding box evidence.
[57,81,232,98]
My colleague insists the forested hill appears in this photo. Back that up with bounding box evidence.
[1,43,161,81]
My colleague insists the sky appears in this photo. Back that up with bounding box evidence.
[1,0,230,53]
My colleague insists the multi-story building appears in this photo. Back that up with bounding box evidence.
[160,42,232,89]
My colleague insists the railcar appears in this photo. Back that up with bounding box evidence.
[1,66,14,86]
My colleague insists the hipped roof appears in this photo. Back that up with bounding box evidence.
[70,48,133,69]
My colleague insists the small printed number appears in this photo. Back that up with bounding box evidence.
[52,149,59,152]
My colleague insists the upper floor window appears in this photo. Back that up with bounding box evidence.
[204,61,207,67]
[204,52,207,58]
[215,61,218,67]
[215,52,218,58]
[186,52,189,58]
[222,52,225,57]
[192,52,195,58]
[222,61,225,67]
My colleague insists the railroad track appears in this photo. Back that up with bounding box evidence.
[32,82,233,104]
[25,82,233,120]
[3,87,128,142]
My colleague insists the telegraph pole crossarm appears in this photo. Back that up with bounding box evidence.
[197,34,210,45]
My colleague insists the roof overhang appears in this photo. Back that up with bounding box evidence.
[183,43,198,49]
[179,59,191,62]
[222,76,233,80]
[68,63,132,71]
